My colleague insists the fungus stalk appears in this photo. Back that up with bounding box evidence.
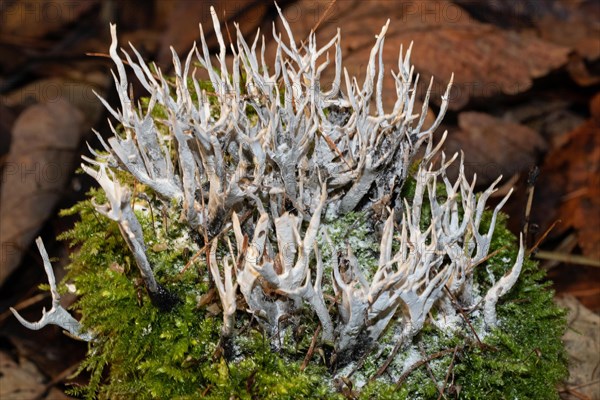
[81,161,178,311]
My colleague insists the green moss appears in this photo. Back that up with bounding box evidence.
[453,214,568,400]
[59,187,566,399]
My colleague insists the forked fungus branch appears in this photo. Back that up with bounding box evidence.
[13,4,524,378]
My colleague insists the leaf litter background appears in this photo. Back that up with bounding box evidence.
[0,1,598,398]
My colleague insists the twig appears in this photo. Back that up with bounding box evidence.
[419,344,447,400]
[301,293,340,371]
[371,338,405,380]
[527,219,560,256]
[444,287,483,347]
[437,345,460,400]
[564,379,600,391]
[396,347,462,388]
[201,384,213,397]
[558,386,593,400]
[297,0,338,52]
[311,0,337,34]
[300,325,322,371]
[534,251,600,268]
[317,130,353,169]
[523,166,539,244]
[32,361,80,400]
[541,234,577,271]
[470,245,508,269]
[347,341,374,378]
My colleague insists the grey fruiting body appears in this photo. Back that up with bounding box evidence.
[13,5,523,380]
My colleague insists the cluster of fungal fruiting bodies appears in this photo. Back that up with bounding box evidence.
[12,5,523,386]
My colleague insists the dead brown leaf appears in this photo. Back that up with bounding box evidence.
[2,78,105,125]
[443,111,547,186]
[453,0,600,59]
[0,349,46,399]
[558,97,600,261]
[0,348,75,399]
[454,0,600,86]
[504,98,586,148]
[0,99,84,286]
[156,0,275,70]
[555,295,600,400]
[567,53,600,87]
[0,0,98,42]
[276,0,569,110]
[534,93,600,261]
[0,103,16,159]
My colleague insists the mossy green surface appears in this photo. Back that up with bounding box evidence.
[58,188,567,399]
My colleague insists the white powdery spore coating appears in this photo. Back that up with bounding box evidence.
[401,347,422,376]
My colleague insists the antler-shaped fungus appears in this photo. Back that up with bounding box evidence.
[10,238,92,341]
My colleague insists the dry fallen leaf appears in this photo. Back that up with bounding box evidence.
[555,295,600,400]
[0,99,84,286]
[156,0,275,70]
[0,349,46,399]
[0,103,16,159]
[1,78,104,126]
[534,93,600,261]
[0,0,98,42]
[46,388,74,400]
[0,349,75,399]
[455,0,600,61]
[276,0,569,110]
[443,111,547,186]
[454,0,600,86]
[557,95,600,261]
